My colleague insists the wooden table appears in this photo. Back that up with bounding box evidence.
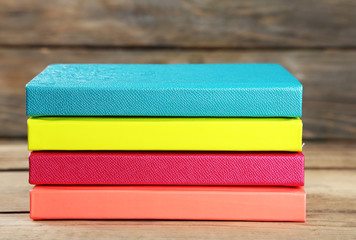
[1,140,355,239]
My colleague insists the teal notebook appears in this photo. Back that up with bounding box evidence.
[26,63,302,117]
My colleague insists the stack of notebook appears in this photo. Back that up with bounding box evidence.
[27,63,305,221]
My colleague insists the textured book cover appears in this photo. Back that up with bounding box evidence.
[29,151,304,186]
[26,64,303,117]
[30,186,306,221]
[27,117,303,151]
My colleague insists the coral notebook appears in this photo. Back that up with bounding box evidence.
[26,64,303,117]
[27,117,302,151]
[29,152,304,186]
[30,186,306,221]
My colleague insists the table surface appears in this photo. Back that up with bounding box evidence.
[0,140,355,240]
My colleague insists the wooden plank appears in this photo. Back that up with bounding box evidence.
[0,212,355,240]
[0,0,355,48]
[303,141,356,169]
[1,140,356,170]
[0,140,28,170]
[1,48,356,138]
[305,169,356,213]
[0,172,31,212]
[1,170,356,213]
[0,169,356,239]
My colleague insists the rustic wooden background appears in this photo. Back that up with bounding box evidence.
[0,0,355,139]
[1,1,356,239]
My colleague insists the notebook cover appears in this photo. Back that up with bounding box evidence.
[29,152,304,186]
[30,186,306,221]
[26,64,303,117]
[27,117,303,151]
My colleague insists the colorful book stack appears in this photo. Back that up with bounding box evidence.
[26,64,305,221]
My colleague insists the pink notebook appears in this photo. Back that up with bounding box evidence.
[29,151,304,186]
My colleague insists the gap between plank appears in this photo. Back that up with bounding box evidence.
[0,211,29,214]
[1,44,356,51]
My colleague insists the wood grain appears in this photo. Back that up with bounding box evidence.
[1,140,356,170]
[1,48,355,138]
[303,141,356,169]
[0,140,28,170]
[0,169,355,239]
[0,212,355,240]
[1,0,356,48]
[0,172,31,212]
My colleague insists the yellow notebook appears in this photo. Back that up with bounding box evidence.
[28,117,302,151]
